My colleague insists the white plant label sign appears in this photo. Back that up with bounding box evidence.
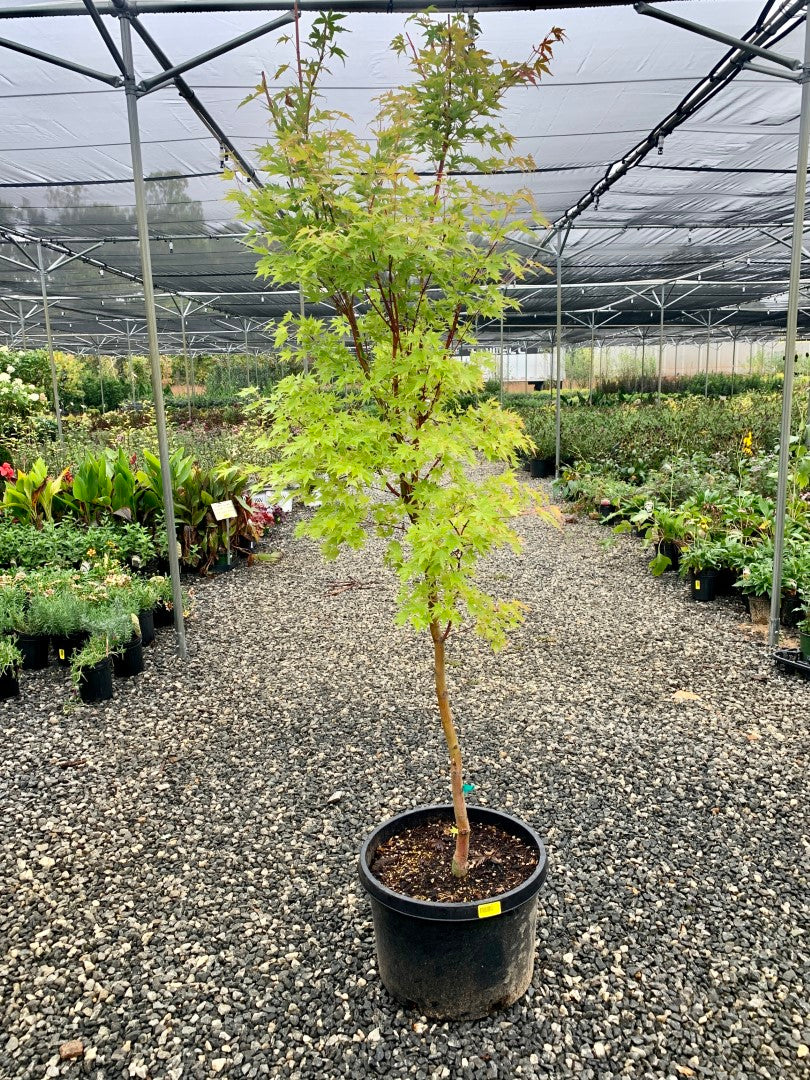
[211,499,237,521]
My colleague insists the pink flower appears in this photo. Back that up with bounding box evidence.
[0,462,15,480]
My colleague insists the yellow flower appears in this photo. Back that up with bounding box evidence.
[86,548,96,557]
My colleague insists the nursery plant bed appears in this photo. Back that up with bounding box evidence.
[774,648,810,679]
[359,805,547,1021]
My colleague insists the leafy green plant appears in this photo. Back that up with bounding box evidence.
[69,635,112,687]
[0,636,22,675]
[1,459,74,526]
[29,590,88,637]
[235,12,562,877]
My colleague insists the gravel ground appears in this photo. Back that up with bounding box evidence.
[1,463,808,1080]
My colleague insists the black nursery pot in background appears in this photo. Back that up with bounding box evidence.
[138,608,155,646]
[52,631,89,666]
[78,658,113,704]
[16,632,49,671]
[529,457,555,479]
[658,540,680,573]
[113,637,145,678]
[690,569,717,601]
[358,805,547,1021]
[0,669,20,700]
[153,603,175,628]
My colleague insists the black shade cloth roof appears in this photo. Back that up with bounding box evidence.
[0,0,808,352]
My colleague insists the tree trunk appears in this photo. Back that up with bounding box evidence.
[430,620,470,877]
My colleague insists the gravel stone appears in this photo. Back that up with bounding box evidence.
[0,464,807,1079]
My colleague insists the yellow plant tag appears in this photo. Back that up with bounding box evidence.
[477,901,502,919]
[59,649,65,660]
[694,580,700,591]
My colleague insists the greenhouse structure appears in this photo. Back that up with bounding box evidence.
[0,1,807,1077]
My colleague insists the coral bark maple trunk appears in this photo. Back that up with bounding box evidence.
[430,619,470,877]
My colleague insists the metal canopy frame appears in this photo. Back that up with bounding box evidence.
[0,0,296,660]
[0,0,809,655]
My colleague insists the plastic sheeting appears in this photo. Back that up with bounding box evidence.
[0,0,807,351]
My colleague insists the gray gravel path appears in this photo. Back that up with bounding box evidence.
[1,464,808,1080]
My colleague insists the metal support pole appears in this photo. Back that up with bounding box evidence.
[673,340,678,381]
[35,242,63,444]
[180,310,191,421]
[554,237,563,477]
[18,302,26,349]
[120,17,187,660]
[98,347,105,412]
[640,333,646,389]
[588,321,595,403]
[498,314,504,404]
[126,326,136,405]
[704,312,712,396]
[299,284,308,374]
[731,333,737,396]
[657,296,665,400]
[524,341,528,393]
[770,15,810,649]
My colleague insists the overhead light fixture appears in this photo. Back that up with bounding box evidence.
[169,241,174,253]
[656,134,664,156]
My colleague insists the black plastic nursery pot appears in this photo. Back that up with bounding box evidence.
[801,629,810,661]
[113,636,145,678]
[153,602,175,628]
[529,457,555,479]
[52,631,89,665]
[358,805,547,1021]
[16,632,49,671]
[0,668,20,700]
[78,658,113,704]
[658,541,680,572]
[690,569,717,602]
[138,608,155,646]
[598,500,615,521]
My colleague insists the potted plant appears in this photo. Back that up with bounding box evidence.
[126,576,162,645]
[0,636,22,699]
[70,635,114,704]
[0,583,49,670]
[150,576,176,627]
[30,589,89,664]
[678,539,727,602]
[798,612,810,661]
[89,606,144,679]
[234,12,563,1018]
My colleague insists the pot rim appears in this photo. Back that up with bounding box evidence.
[358,804,547,923]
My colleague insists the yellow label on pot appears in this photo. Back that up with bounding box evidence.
[477,901,502,919]
[59,649,65,660]
[694,579,700,591]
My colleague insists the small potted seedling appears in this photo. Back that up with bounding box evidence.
[70,635,114,704]
[0,636,22,699]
